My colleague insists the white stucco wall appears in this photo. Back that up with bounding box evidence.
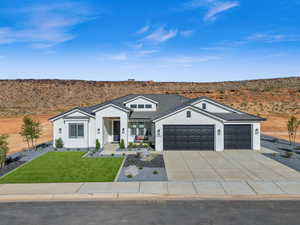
[154,108,224,151]
[125,98,157,111]
[193,100,234,113]
[95,106,128,148]
[52,111,95,148]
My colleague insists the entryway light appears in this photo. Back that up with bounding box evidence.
[122,128,125,134]
[255,128,259,135]
[217,129,221,136]
[157,129,161,136]
[97,128,100,134]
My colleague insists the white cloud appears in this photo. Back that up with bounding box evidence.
[180,30,194,37]
[136,25,150,34]
[143,27,178,43]
[204,1,239,21]
[246,33,291,43]
[0,2,95,48]
[99,53,128,61]
[137,49,159,56]
[184,0,239,22]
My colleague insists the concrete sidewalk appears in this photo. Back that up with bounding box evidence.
[1,180,300,201]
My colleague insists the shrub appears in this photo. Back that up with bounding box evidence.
[127,174,133,178]
[272,152,277,157]
[111,153,115,156]
[55,138,64,149]
[96,139,100,151]
[285,152,293,158]
[122,153,126,156]
[139,166,143,170]
[153,170,158,175]
[119,139,125,149]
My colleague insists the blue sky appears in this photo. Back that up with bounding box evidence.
[0,0,300,82]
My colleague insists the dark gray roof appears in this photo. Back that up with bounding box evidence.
[211,113,265,121]
[50,94,265,122]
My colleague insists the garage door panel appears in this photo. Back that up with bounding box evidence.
[163,125,214,150]
[224,125,252,149]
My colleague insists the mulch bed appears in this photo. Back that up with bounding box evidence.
[123,154,165,168]
[0,161,25,177]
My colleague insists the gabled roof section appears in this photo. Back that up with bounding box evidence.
[49,107,95,122]
[123,95,158,104]
[152,96,266,122]
[92,103,130,113]
[153,104,225,122]
[190,96,240,113]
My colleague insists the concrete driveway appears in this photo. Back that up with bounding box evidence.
[164,150,300,182]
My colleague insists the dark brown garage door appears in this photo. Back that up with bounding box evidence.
[224,124,252,149]
[163,125,215,150]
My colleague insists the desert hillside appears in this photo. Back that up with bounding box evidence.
[0,77,299,154]
[0,77,300,116]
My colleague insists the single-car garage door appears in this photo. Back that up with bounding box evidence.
[163,125,214,150]
[224,124,252,149]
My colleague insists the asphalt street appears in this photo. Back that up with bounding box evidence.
[0,200,298,225]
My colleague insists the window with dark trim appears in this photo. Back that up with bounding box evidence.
[202,103,206,110]
[187,111,191,118]
[69,123,84,138]
[138,104,144,108]
[130,104,137,108]
[138,128,145,136]
[145,104,152,109]
[131,128,137,135]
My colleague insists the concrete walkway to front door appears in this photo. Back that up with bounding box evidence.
[164,150,300,182]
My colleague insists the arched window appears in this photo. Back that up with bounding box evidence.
[187,111,191,118]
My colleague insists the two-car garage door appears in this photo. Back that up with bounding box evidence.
[163,125,215,150]
[163,124,252,150]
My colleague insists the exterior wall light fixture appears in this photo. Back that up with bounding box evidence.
[255,128,259,135]
[97,128,100,134]
[217,129,221,136]
[122,128,125,134]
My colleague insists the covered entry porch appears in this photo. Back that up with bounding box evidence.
[103,117,121,144]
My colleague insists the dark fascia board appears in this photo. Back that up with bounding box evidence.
[152,105,225,123]
[123,95,158,104]
[49,107,94,122]
[92,103,130,113]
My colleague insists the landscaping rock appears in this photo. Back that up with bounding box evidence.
[124,165,139,177]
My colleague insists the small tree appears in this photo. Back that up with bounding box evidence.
[55,138,64,149]
[96,139,100,151]
[287,116,300,148]
[0,135,9,168]
[119,139,125,149]
[19,116,42,151]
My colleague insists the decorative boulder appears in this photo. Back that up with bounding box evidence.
[124,165,139,177]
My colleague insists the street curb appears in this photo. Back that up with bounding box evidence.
[2,193,300,202]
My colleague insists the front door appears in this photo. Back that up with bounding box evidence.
[113,120,120,142]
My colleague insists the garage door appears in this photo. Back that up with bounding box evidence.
[163,125,214,150]
[224,124,252,149]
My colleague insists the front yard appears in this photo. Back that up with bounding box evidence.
[0,152,123,184]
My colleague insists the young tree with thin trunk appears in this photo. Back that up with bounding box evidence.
[19,116,42,151]
[0,135,9,168]
[287,116,300,148]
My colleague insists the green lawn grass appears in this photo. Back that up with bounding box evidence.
[0,152,124,183]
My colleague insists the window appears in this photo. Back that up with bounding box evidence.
[138,104,144,108]
[138,128,145,136]
[69,123,84,138]
[202,103,206,110]
[145,104,152,109]
[130,104,137,108]
[131,128,137,135]
[187,111,191,118]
